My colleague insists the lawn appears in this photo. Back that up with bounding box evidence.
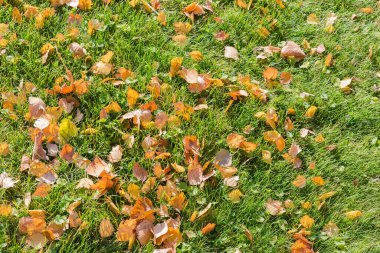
[0,0,379,252]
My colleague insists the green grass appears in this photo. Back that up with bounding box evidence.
[1,0,380,252]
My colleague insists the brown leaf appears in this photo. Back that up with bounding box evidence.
[60,144,74,162]
[214,31,229,41]
[69,42,87,58]
[187,159,203,185]
[281,41,306,61]
[215,149,232,167]
[86,156,111,177]
[133,163,148,182]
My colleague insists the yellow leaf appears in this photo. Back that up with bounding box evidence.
[345,210,362,220]
[0,204,12,216]
[59,118,78,141]
[189,50,203,61]
[276,0,285,9]
[127,183,140,200]
[302,201,312,210]
[307,13,319,24]
[305,106,318,118]
[300,215,314,228]
[157,11,166,26]
[169,57,183,77]
[229,189,243,203]
[12,7,22,24]
[360,7,373,14]
[315,134,325,143]
[0,142,10,155]
[127,88,139,108]
[319,191,336,200]
[78,0,93,10]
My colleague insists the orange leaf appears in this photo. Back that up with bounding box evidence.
[263,67,278,80]
[292,175,306,188]
[201,223,216,235]
[311,176,325,186]
[325,53,333,67]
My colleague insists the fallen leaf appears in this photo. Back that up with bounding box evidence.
[0,204,13,216]
[133,163,148,182]
[323,222,339,237]
[201,223,216,235]
[76,178,94,189]
[311,176,325,186]
[86,157,111,177]
[59,118,78,141]
[0,172,17,189]
[224,46,239,60]
[280,72,292,84]
[228,189,243,203]
[265,199,285,216]
[99,218,114,238]
[325,53,333,67]
[345,210,362,220]
[307,13,319,24]
[189,50,203,61]
[214,31,229,41]
[108,145,123,163]
[0,142,10,155]
[300,215,314,229]
[127,88,139,108]
[263,67,278,80]
[292,175,306,188]
[32,183,51,198]
[281,41,306,61]
[215,149,232,167]
[305,106,318,118]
